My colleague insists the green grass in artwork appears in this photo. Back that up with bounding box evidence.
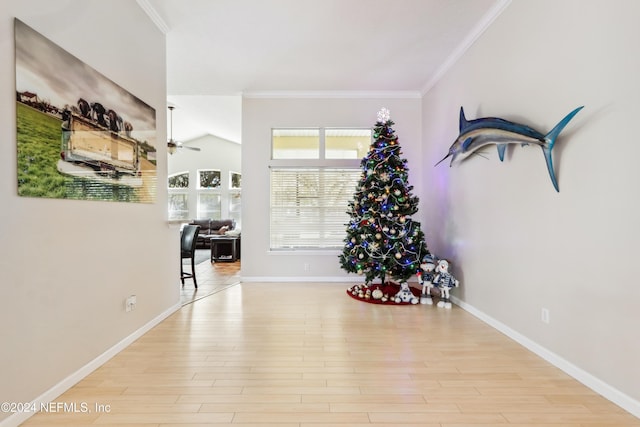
[16,102,138,201]
[17,102,70,198]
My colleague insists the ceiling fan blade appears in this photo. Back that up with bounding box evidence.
[166,106,201,153]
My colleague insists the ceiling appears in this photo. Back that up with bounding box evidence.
[139,0,509,145]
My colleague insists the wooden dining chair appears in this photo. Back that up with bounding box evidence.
[180,224,200,288]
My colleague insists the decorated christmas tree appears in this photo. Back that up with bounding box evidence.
[340,108,429,286]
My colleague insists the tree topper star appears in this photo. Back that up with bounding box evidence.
[377,108,391,123]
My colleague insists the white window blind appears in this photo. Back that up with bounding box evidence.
[229,191,241,227]
[270,168,360,249]
[168,192,189,220]
[197,192,221,219]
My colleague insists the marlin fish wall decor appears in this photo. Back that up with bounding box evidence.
[435,106,583,192]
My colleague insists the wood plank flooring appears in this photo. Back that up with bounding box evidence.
[20,260,640,426]
[180,253,241,306]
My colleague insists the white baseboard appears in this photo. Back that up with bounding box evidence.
[451,296,640,419]
[0,303,181,427]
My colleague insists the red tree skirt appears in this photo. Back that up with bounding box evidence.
[346,282,421,305]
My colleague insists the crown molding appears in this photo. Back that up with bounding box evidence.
[136,0,170,34]
[242,90,422,99]
[421,0,512,96]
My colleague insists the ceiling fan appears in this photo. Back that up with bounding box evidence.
[167,105,201,154]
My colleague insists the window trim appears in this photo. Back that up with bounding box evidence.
[269,127,371,251]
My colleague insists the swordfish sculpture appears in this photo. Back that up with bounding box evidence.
[435,106,583,191]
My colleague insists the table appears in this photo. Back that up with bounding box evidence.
[210,236,240,262]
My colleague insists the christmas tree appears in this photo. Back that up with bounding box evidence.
[339,108,429,285]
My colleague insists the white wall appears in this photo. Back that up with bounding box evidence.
[422,0,640,413]
[241,96,422,281]
[0,2,173,425]
[167,134,241,222]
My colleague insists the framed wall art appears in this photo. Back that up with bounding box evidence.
[14,18,157,203]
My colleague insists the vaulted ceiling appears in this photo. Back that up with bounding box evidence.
[139,0,509,144]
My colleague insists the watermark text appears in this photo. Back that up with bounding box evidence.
[1,401,111,414]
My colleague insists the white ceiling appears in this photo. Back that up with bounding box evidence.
[139,0,509,144]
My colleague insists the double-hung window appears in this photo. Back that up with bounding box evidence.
[229,171,242,227]
[270,128,371,250]
[168,171,189,220]
[197,169,221,219]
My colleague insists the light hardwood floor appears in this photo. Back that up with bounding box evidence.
[180,253,241,306]
[20,260,640,426]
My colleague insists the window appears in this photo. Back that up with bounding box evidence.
[197,192,221,219]
[168,172,189,220]
[228,172,242,226]
[269,127,371,250]
[272,129,319,159]
[325,128,370,159]
[168,171,189,189]
[195,169,221,219]
[229,191,241,227]
[198,169,221,189]
[230,171,241,189]
[168,193,189,220]
[270,168,360,249]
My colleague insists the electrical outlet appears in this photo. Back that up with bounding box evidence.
[303,262,310,272]
[125,295,137,312]
[541,308,550,324]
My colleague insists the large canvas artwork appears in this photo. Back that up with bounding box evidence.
[14,18,157,203]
